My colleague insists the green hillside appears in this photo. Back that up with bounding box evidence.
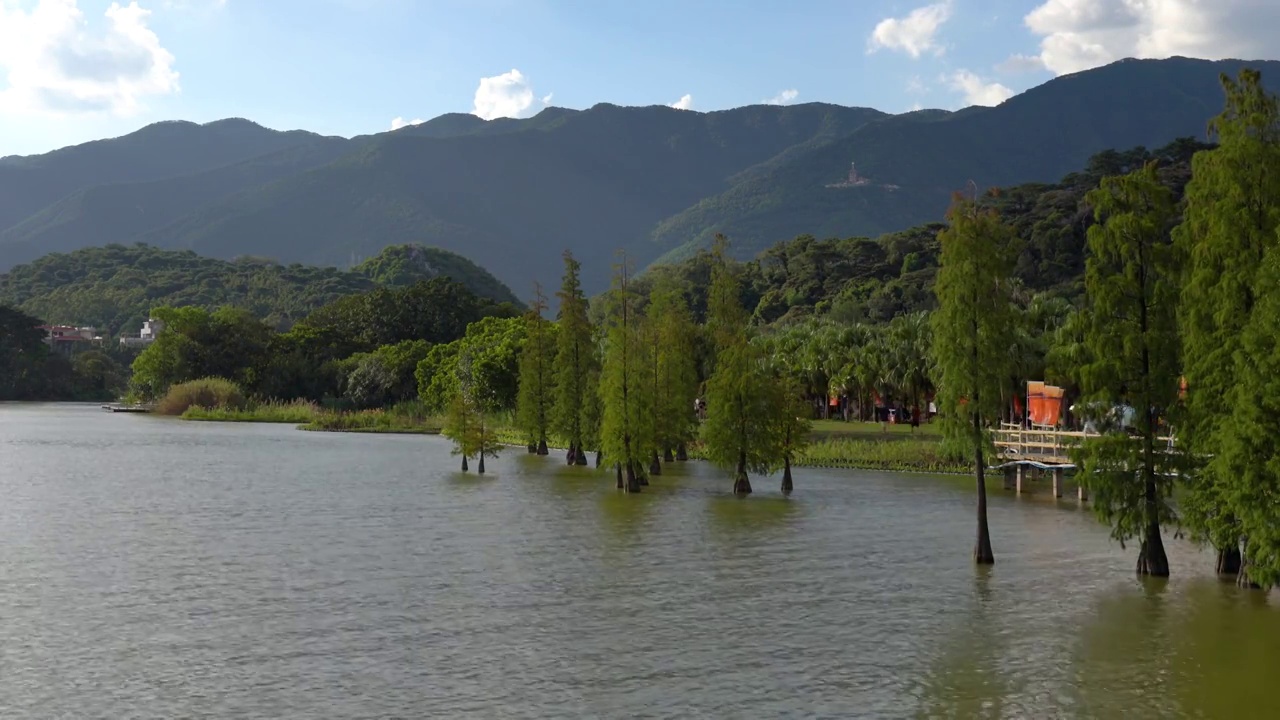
[133,102,887,296]
[0,118,330,232]
[1,58,1277,300]
[650,57,1280,263]
[0,243,520,334]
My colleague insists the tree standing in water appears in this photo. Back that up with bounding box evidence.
[516,284,556,455]
[1074,162,1181,577]
[552,251,599,466]
[599,253,651,492]
[649,278,700,464]
[931,190,1021,564]
[1175,69,1280,584]
[442,390,479,471]
[770,375,812,494]
[455,345,502,474]
[701,235,781,494]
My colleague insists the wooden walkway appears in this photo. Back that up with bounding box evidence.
[990,425,1178,502]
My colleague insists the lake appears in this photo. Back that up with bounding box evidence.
[0,404,1275,718]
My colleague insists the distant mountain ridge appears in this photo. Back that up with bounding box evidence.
[1,57,1276,297]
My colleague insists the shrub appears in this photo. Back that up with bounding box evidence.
[155,377,246,416]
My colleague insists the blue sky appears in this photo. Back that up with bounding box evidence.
[1,0,1275,156]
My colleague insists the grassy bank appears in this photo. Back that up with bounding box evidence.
[182,399,320,423]
[300,409,444,434]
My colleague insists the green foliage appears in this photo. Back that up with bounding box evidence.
[515,287,557,448]
[181,398,319,423]
[443,392,482,461]
[1175,70,1280,563]
[551,251,601,453]
[598,257,652,485]
[0,244,518,337]
[130,305,273,400]
[154,377,246,416]
[648,278,700,453]
[340,340,432,409]
[416,342,462,411]
[700,239,783,487]
[1072,163,1181,568]
[931,195,1021,454]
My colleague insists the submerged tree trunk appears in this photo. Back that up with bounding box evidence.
[649,451,662,476]
[973,427,994,565]
[676,443,688,461]
[626,460,641,493]
[663,447,675,463]
[1238,538,1264,589]
[733,450,753,495]
[526,443,537,454]
[615,463,623,488]
[1135,476,1170,577]
[461,456,468,472]
[537,438,549,456]
[566,444,577,466]
[595,450,602,468]
[478,455,486,475]
[1216,545,1242,576]
[576,447,588,466]
[780,454,793,495]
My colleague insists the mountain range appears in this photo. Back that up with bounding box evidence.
[1,56,1276,297]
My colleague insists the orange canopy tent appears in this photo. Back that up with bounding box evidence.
[1027,381,1065,427]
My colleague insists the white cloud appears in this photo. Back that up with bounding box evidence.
[472,68,550,120]
[1024,0,1280,76]
[669,93,693,110]
[390,116,423,131]
[867,1,952,58]
[764,88,799,105]
[996,53,1045,74]
[0,0,180,116]
[906,75,926,94]
[947,70,1015,106]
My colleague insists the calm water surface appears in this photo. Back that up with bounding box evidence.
[0,404,1276,718]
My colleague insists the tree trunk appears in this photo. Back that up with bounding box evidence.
[461,456,468,472]
[1136,521,1170,577]
[733,450,753,495]
[649,451,662,476]
[1237,539,1264,589]
[615,463,623,488]
[663,447,675,463]
[526,443,537,454]
[676,443,688,461]
[973,435,995,565]
[780,455,793,495]
[537,438,549,456]
[478,455,486,475]
[576,448,589,466]
[566,444,577,466]
[1135,475,1169,577]
[1216,545,1242,576]
[595,450,602,468]
[626,460,642,493]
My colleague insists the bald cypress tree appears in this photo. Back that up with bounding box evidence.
[1175,69,1280,583]
[931,191,1021,565]
[599,254,651,493]
[1074,162,1181,577]
[551,252,599,466]
[516,284,556,456]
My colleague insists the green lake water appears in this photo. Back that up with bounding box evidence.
[0,404,1275,718]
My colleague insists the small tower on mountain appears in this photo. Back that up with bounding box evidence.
[848,161,864,184]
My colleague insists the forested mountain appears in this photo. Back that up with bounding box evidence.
[0,243,519,334]
[639,137,1210,326]
[0,57,1275,298]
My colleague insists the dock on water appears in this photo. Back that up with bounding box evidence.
[102,404,153,414]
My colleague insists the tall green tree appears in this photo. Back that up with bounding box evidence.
[649,279,700,462]
[1213,243,1280,586]
[443,391,480,471]
[701,236,781,494]
[931,192,1022,564]
[551,251,600,466]
[599,254,651,492]
[770,375,812,494]
[455,344,503,474]
[1073,162,1182,577]
[1175,69,1280,581]
[516,284,556,455]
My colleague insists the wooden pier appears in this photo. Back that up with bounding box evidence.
[990,424,1177,502]
[102,404,153,414]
